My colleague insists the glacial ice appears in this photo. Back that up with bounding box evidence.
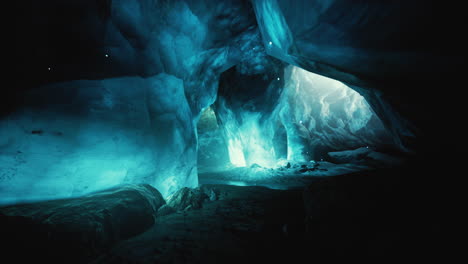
[214,66,391,168]
[3,0,405,205]
[251,0,415,151]
[0,75,197,204]
[2,0,258,204]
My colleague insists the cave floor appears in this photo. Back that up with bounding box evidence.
[93,185,308,264]
[198,161,371,190]
[2,167,448,264]
[94,168,447,263]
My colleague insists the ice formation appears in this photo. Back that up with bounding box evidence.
[251,0,416,150]
[213,66,390,169]
[1,0,256,204]
[0,75,197,204]
[3,0,421,204]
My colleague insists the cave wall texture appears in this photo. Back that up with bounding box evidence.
[3,0,464,203]
[5,0,259,203]
[214,64,392,168]
[252,0,464,151]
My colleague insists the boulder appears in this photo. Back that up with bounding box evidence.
[167,187,209,211]
[328,147,402,167]
[0,184,165,263]
[157,204,176,216]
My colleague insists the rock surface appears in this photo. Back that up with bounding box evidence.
[92,184,306,264]
[0,175,448,263]
[167,187,209,211]
[91,175,447,264]
[0,184,165,263]
[328,147,403,167]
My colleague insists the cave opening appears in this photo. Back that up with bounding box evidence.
[197,64,398,189]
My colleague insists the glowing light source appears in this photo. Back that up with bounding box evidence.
[227,138,246,167]
[218,65,386,170]
[222,111,278,168]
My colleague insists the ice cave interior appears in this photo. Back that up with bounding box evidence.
[2,0,462,262]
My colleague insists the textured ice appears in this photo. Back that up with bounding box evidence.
[2,0,260,204]
[253,0,295,64]
[215,66,391,168]
[199,161,371,190]
[4,0,412,205]
[252,0,415,151]
[328,147,402,167]
[197,107,230,172]
[0,74,197,204]
[275,66,391,152]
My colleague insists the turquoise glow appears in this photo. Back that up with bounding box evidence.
[219,66,387,168]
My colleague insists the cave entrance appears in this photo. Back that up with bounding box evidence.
[272,122,287,160]
[197,65,399,188]
[200,65,392,168]
[196,106,230,173]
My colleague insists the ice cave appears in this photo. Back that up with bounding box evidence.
[2,0,461,263]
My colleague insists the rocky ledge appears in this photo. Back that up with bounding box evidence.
[0,184,165,263]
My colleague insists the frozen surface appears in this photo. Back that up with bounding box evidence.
[0,75,197,204]
[274,66,392,155]
[251,0,418,151]
[4,0,428,205]
[214,65,391,168]
[3,0,259,204]
[199,161,370,190]
[197,107,230,172]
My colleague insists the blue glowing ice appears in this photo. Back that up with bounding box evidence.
[0,74,197,204]
[1,0,253,204]
[217,66,390,168]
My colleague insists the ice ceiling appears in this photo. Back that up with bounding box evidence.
[4,0,437,205]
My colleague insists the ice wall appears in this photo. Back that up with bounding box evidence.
[0,75,196,203]
[274,66,392,160]
[4,0,258,204]
[251,0,420,151]
[197,107,230,172]
[213,27,287,168]
[215,66,391,167]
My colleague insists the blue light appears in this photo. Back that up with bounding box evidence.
[218,66,387,167]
